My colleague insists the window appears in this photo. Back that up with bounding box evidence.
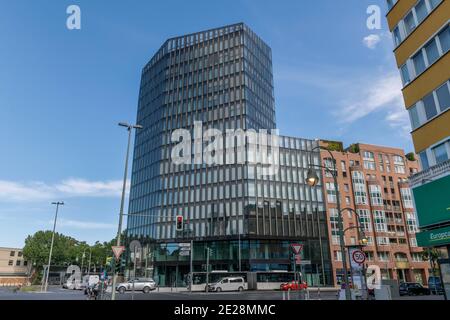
[352,171,367,205]
[400,64,410,85]
[424,38,440,65]
[393,155,406,174]
[423,92,438,120]
[334,250,343,262]
[419,151,430,170]
[429,0,442,9]
[409,104,420,129]
[412,253,423,262]
[329,208,341,245]
[374,210,387,232]
[438,25,449,53]
[358,209,372,232]
[16,260,21,266]
[436,83,450,112]
[393,26,402,46]
[326,182,337,203]
[378,252,389,261]
[415,0,428,23]
[404,11,416,36]
[413,51,426,75]
[406,213,418,233]
[370,185,383,206]
[386,0,397,10]
[363,151,376,170]
[10,251,15,257]
[400,188,414,208]
[410,237,418,247]
[433,142,449,164]
[377,237,389,246]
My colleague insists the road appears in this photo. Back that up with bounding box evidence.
[0,286,445,300]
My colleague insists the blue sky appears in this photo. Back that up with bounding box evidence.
[0,0,412,248]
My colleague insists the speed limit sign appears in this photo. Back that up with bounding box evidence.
[352,249,366,265]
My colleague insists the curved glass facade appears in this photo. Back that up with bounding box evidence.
[127,23,332,286]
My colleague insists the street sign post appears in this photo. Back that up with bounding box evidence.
[351,249,366,266]
[112,246,125,260]
[291,244,303,254]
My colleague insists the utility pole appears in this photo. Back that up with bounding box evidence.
[43,201,64,292]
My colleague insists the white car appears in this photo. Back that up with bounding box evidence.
[208,277,246,292]
[116,278,156,294]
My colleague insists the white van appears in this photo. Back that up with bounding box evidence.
[208,277,246,292]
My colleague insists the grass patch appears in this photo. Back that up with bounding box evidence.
[19,285,41,292]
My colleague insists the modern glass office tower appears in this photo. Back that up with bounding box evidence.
[126,23,332,287]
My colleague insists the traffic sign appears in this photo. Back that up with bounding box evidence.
[295,254,302,265]
[299,260,311,265]
[351,249,366,265]
[179,251,190,256]
[112,246,125,260]
[291,243,303,254]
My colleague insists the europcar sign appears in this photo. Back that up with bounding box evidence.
[413,175,450,228]
[416,225,450,247]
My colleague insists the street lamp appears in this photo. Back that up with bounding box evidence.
[306,144,352,300]
[111,122,143,301]
[42,201,64,292]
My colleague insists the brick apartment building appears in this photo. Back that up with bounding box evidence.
[319,141,431,286]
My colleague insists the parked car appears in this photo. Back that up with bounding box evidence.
[116,278,156,294]
[399,282,431,296]
[62,279,82,290]
[428,276,444,295]
[280,281,308,291]
[208,277,246,292]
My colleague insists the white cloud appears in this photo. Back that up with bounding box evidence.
[363,34,381,49]
[0,178,128,203]
[52,218,115,230]
[337,72,406,125]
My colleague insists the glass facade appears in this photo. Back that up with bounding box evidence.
[126,23,332,286]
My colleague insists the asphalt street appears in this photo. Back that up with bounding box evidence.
[0,286,445,301]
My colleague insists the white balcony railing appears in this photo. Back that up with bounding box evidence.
[409,159,450,187]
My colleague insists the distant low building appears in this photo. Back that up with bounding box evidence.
[0,247,31,286]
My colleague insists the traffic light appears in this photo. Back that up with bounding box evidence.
[176,215,184,231]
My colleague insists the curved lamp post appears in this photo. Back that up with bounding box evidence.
[306,145,352,300]
[111,122,143,301]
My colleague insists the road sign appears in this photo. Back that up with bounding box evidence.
[291,243,303,254]
[112,246,125,260]
[351,249,366,265]
[294,254,302,265]
[299,260,311,265]
[179,243,191,248]
[179,251,190,256]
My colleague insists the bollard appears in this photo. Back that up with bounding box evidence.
[287,289,290,300]
[318,287,321,300]
[282,291,285,301]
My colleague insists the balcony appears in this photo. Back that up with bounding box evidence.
[409,159,450,187]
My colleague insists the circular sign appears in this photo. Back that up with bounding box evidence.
[352,250,366,265]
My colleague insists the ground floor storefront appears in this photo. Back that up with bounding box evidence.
[128,238,333,288]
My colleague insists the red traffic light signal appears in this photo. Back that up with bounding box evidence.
[176,215,183,231]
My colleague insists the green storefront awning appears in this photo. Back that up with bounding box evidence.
[416,225,450,247]
[412,174,450,227]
